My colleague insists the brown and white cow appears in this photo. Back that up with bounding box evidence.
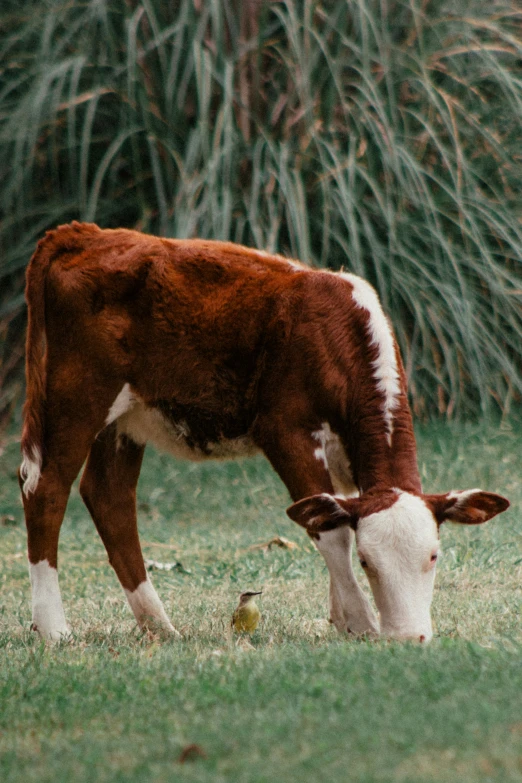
[20,222,509,642]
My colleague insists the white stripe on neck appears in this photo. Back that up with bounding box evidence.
[341,273,401,445]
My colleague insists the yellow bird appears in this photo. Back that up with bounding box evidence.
[231,591,262,633]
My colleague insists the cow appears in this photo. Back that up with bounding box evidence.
[19,222,509,642]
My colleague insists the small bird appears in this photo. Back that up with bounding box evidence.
[231,591,263,633]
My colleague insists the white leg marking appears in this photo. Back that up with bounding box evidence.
[105,383,136,426]
[20,445,42,497]
[124,577,178,634]
[29,560,70,640]
[341,273,401,445]
[315,526,379,635]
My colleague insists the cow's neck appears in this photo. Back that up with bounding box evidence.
[344,401,421,495]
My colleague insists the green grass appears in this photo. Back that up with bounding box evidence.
[1,415,521,782]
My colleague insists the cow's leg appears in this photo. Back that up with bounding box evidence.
[21,413,104,640]
[317,526,378,635]
[323,456,379,634]
[319,436,378,633]
[258,424,379,635]
[79,426,177,635]
[21,470,74,640]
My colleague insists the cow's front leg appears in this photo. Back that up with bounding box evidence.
[256,422,379,636]
[315,526,379,635]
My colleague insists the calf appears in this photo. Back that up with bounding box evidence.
[20,222,509,641]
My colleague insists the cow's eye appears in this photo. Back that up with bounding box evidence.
[430,553,438,563]
[359,559,368,569]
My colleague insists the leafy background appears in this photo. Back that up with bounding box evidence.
[1,0,521,419]
[1,416,522,783]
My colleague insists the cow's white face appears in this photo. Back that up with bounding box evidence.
[287,488,509,642]
[354,492,439,642]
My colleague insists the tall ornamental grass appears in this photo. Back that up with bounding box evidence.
[0,0,521,418]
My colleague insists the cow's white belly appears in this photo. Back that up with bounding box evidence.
[108,386,258,461]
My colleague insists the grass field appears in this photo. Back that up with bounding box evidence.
[1,415,521,782]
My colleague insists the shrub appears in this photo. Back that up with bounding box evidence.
[1,0,521,417]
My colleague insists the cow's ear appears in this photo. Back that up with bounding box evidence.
[286,494,358,533]
[425,489,509,526]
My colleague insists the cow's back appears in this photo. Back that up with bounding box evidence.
[38,223,310,456]
[43,224,302,379]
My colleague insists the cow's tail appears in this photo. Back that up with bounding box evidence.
[20,223,99,496]
[20,233,55,496]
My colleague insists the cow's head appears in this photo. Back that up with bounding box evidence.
[287,489,509,642]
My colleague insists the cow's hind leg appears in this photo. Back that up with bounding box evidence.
[21,470,74,640]
[79,426,177,636]
[20,415,102,640]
